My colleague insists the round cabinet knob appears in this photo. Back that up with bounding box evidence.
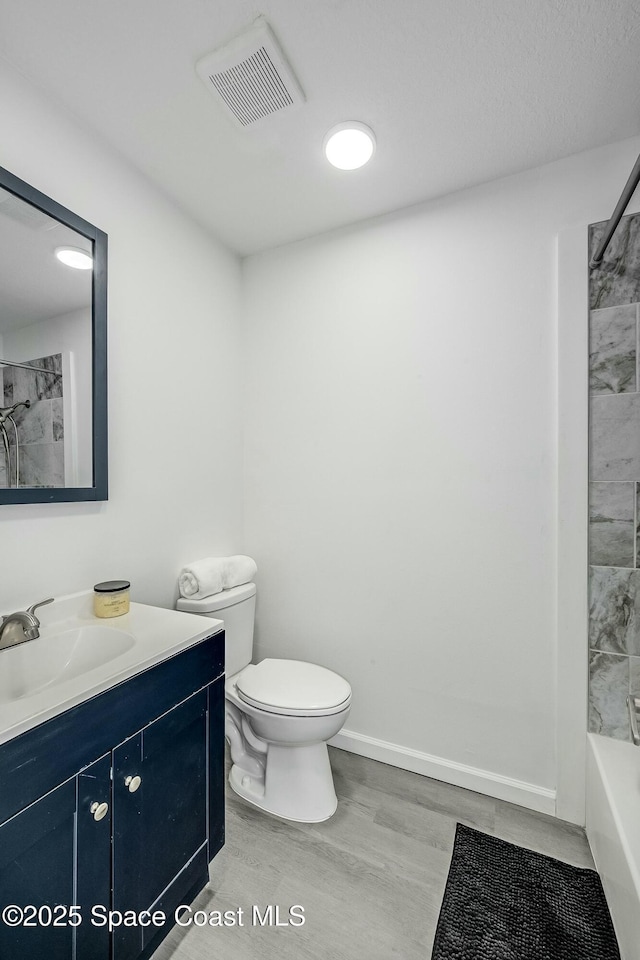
[125,775,142,793]
[90,801,109,822]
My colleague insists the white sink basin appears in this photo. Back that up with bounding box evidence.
[0,591,223,746]
[0,626,135,703]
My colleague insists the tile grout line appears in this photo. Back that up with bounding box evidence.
[588,648,630,660]
[633,480,638,569]
[590,391,640,398]
[632,420,640,709]
[636,301,640,394]
[589,303,640,317]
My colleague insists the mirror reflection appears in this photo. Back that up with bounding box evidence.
[0,187,93,489]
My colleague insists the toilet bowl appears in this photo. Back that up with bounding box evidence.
[176,583,351,822]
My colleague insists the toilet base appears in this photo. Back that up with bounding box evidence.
[228,741,338,823]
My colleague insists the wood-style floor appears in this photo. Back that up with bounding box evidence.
[152,746,594,960]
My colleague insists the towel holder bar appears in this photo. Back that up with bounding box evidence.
[0,357,60,376]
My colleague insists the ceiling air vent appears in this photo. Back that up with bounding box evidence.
[196,19,305,128]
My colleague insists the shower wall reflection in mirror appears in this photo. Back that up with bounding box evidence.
[0,186,92,490]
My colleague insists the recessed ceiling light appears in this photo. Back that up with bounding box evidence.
[55,246,93,270]
[323,122,376,170]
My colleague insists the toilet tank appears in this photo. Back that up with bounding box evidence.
[176,582,256,677]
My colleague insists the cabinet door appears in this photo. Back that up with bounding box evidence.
[76,753,112,960]
[113,689,208,960]
[0,778,75,959]
[0,753,112,960]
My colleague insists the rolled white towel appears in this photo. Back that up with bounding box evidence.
[178,558,225,599]
[223,555,257,590]
[178,555,257,600]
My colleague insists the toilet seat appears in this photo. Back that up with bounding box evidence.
[235,658,351,717]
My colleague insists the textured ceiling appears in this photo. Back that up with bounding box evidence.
[0,0,639,255]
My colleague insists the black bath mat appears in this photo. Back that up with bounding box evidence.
[431,823,620,960]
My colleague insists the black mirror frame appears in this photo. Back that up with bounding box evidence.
[0,165,108,504]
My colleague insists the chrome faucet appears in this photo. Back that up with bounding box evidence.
[0,598,54,651]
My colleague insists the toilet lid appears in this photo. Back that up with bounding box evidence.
[235,659,351,715]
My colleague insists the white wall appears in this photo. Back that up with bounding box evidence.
[242,134,640,813]
[0,60,243,608]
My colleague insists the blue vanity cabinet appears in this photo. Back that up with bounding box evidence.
[0,753,111,960]
[0,630,225,960]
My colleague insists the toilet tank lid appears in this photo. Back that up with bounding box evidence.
[177,581,256,613]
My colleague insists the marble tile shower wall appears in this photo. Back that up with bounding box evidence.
[0,353,64,488]
[589,212,640,740]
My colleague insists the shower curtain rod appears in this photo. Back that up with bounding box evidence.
[589,152,640,270]
[0,357,61,376]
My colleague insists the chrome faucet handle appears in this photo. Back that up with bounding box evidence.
[26,598,54,618]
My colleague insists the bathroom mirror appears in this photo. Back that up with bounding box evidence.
[0,165,107,503]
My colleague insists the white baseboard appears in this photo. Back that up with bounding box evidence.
[329,728,557,816]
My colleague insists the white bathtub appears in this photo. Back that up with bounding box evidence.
[586,733,640,960]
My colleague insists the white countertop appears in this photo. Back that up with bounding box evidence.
[0,591,223,746]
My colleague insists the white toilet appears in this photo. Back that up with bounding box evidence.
[177,582,351,822]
